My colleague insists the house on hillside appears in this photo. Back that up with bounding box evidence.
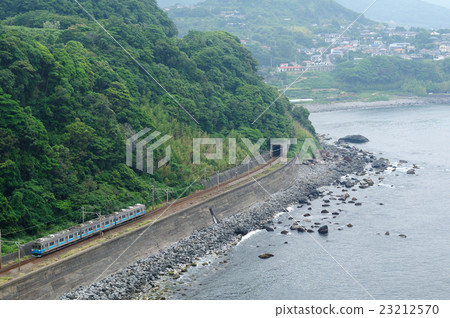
[277,63,302,72]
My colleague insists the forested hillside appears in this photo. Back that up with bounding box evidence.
[335,56,450,95]
[167,0,371,66]
[0,0,313,250]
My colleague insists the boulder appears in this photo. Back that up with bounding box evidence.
[258,253,274,259]
[372,159,389,169]
[298,198,309,205]
[343,155,352,162]
[318,225,329,235]
[281,230,289,235]
[343,180,355,188]
[407,169,415,175]
[234,226,249,236]
[290,224,301,231]
[297,226,307,233]
[338,135,369,144]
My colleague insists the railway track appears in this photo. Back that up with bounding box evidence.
[0,156,279,277]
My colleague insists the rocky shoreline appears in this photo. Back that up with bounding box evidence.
[61,143,384,300]
[303,95,450,113]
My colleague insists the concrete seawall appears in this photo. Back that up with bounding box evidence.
[0,159,299,300]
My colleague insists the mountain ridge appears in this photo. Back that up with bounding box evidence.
[335,0,450,29]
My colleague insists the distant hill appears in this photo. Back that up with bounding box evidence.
[167,0,372,66]
[157,0,201,7]
[422,0,450,9]
[335,0,450,30]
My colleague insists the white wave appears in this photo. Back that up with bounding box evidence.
[274,212,285,218]
[378,183,395,188]
[236,229,263,246]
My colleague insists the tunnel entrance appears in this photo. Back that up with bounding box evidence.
[271,144,282,157]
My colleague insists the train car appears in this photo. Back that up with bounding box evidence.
[31,203,146,256]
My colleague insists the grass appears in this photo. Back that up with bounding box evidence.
[0,276,12,285]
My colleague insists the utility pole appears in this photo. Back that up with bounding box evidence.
[81,206,85,224]
[0,229,2,270]
[166,189,169,204]
[217,171,220,190]
[204,168,207,183]
[16,242,21,272]
[152,185,155,210]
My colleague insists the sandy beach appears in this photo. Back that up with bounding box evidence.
[302,95,450,113]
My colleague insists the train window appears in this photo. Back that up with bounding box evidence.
[97,224,100,228]
[60,238,64,242]
[50,241,54,246]
[89,227,92,231]
[122,215,126,219]
[69,234,73,239]
[106,221,109,225]
[45,243,48,247]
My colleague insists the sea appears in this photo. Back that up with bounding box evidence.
[167,104,450,300]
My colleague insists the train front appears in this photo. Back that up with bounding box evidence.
[31,242,44,257]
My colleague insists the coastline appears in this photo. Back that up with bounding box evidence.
[61,143,379,300]
[302,95,450,113]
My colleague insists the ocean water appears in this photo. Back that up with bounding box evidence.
[168,104,450,300]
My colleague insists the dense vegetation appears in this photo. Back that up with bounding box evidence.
[167,0,371,66]
[335,56,450,95]
[0,0,314,251]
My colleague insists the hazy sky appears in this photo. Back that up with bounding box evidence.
[158,0,450,9]
[422,0,450,9]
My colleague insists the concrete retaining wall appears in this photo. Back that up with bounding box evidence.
[0,159,299,300]
[201,152,271,189]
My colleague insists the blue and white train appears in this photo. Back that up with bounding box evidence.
[31,203,146,256]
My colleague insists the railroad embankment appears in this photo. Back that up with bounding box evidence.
[0,155,298,299]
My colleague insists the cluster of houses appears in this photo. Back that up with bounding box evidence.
[318,26,450,61]
[277,25,450,73]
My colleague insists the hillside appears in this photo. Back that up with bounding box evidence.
[422,0,450,9]
[158,0,201,7]
[0,0,311,248]
[167,0,372,66]
[335,0,450,30]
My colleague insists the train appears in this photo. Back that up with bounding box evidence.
[30,203,146,257]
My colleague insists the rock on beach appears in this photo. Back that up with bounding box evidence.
[338,135,369,144]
